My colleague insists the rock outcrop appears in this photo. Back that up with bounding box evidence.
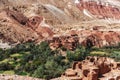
[26,16,54,40]
[49,29,120,50]
[0,9,38,44]
[0,9,54,48]
[82,31,120,48]
[61,56,120,80]
[69,30,120,48]
[1,9,120,49]
[48,34,79,50]
[6,9,28,25]
[76,0,120,20]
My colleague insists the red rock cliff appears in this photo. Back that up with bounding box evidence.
[77,0,120,19]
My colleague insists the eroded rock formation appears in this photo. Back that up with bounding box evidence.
[26,15,54,40]
[0,9,54,47]
[49,29,120,50]
[76,0,120,20]
[1,4,120,49]
[6,9,28,25]
[61,56,120,80]
[82,31,120,48]
[0,10,38,44]
[48,34,79,50]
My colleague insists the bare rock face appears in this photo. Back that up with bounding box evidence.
[48,34,79,50]
[0,9,54,48]
[26,16,54,40]
[68,30,120,48]
[81,31,120,48]
[0,9,38,44]
[61,57,120,80]
[76,0,120,20]
[49,30,120,50]
[6,9,28,25]
[27,16,43,30]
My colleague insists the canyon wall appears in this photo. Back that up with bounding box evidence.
[76,0,120,20]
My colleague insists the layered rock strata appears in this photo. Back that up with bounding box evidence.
[76,0,120,20]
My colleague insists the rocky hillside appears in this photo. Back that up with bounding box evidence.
[0,9,55,48]
[60,56,120,80]
[0,0,120,48]
[0,0,120,80]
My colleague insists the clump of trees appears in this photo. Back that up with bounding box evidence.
[90,43,120,61]
[0,41,89,79]
[66,45,89,62]
[1,41,120,79]
[110,51,120,61]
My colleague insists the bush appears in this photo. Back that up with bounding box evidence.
[67,45,89,62]
[33,59,65,79]
[0,41,90,79]
[12,41,69,79]
[9,42,35,53]
[109,51,120,61]
[0,63,14,70]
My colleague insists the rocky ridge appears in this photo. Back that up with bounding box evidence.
[77,0,120,20]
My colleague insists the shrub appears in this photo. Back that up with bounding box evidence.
[0,41,90,79]
[33,59,65,79]
[0,63,14,70]
[67,45,89,62]
[109,51,120,61]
